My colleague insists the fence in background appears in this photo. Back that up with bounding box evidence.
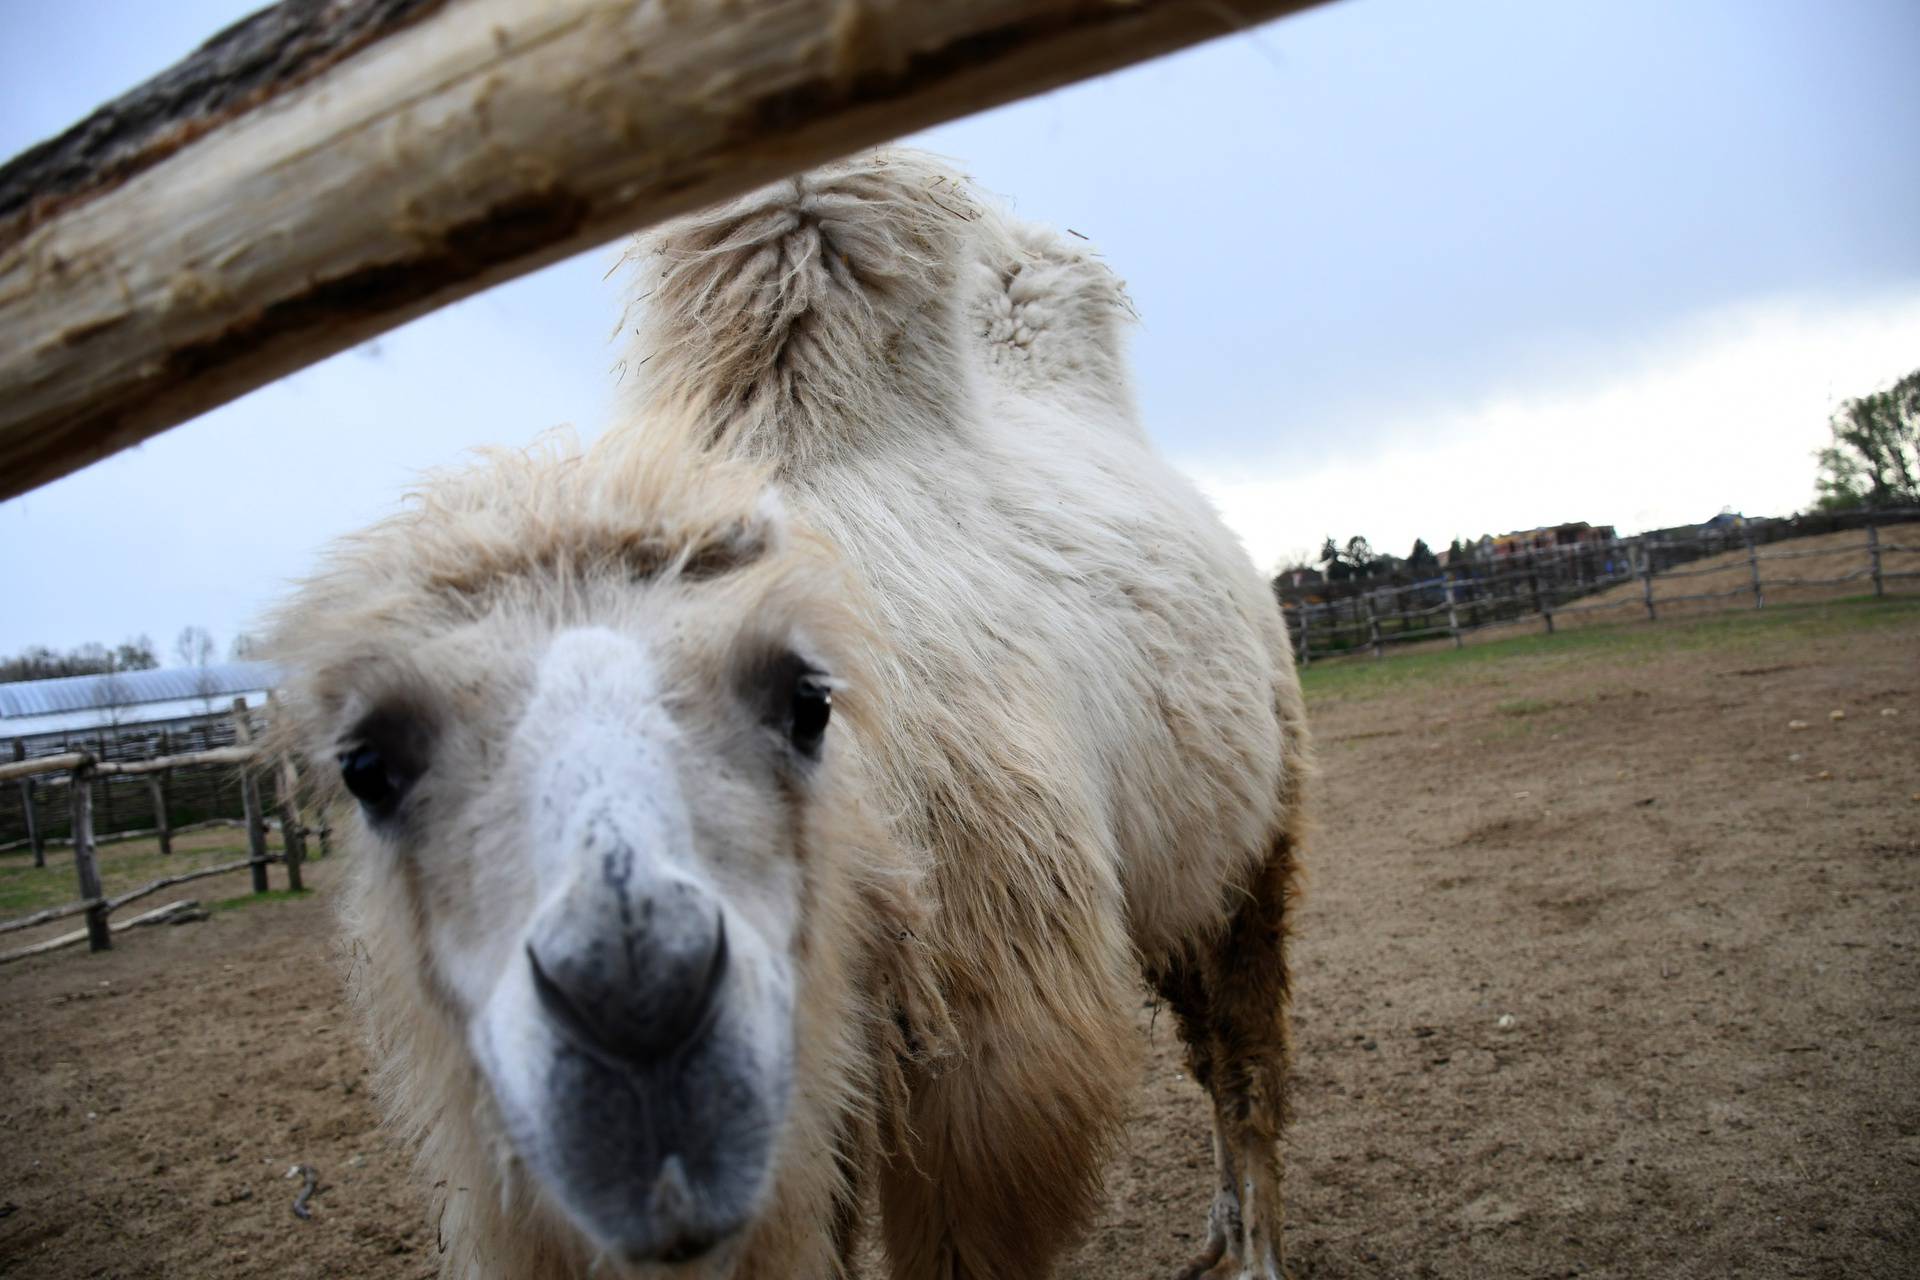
[0,705,276,854]
[0,698,325,963]
[1281,510,1920,665]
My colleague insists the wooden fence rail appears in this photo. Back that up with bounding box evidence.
[1282,513,1920,665]
[0,0,1330,501]
[0,701,319,961]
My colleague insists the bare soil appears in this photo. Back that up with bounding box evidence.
[3,602,1916,1279]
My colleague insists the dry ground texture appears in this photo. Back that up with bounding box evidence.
[2,596,1916,1279]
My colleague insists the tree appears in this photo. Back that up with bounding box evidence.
[0,637,161,683]
[229,632,263,662]
[114,635,158,672]
[1814,368,1919,511]
[1407,538,1439,576]
[1318,536,1351,583]
[176,625,219,715]
[174,626,216,669]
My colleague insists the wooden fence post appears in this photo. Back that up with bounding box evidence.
[267,691,307,887]
[1443,575,1463,649]
[12,739,44,868]
[1745,527,1764,609]
[94,732,114,833]
[1293,603,1312,668]
[230,699,270,894]
[1638,543,1658,621]
[150,729,172,855]
[1365,592,1384,659]
[1867,522,1884,598]
[70,763,110,952]
[1528,556,1555,635]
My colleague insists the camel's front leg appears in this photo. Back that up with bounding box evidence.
[1175,1105,1284,1280]
[1175,1117,1239,1279]
[1155,833,1298,1280]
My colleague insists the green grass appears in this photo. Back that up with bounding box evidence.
[1299,594,1920,704]
[0,838,257,917]
[209,888,311,913]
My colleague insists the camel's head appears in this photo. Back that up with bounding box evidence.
[273,432,905,1272]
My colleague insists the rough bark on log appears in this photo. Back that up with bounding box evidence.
[0,752,91,784]
[231,700,272,894]
[70,768,111,951]
[0,0,448,244]
[0,0,1326,500]
[105,855,279,912]
[0,896,102,937]
[0,899,205,966]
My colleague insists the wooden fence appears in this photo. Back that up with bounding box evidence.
[0,0,1331,501]
[1281,511,1920,665]
[3,711,277,857]
[0,698,323,964]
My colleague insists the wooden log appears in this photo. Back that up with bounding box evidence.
[1867,522,1884,598]
[1637,544,1658,621]
[93,745,254,775]
[277,764,305,893]
[1442,575,1463,650]
[12,739,44,867]
[0,895,102,937]
[151,729,172,855]
[0,0,1329,501]
[230,699,270,894]
[0,850,281,938]
[0,750,91,784]
[1364,593,1383,660]
[105,855,276,912]
[69,766,110,952]
[1527,555,1554,635]
[0,899,205,966]
[1745,527,1764,609]
[268,691,306,889]
[94,732,115,832]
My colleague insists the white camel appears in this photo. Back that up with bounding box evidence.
[273,150,1310,1280]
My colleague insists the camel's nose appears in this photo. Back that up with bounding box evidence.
[525,869,729,1066]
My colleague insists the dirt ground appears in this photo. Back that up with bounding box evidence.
[2,601,1915,1279]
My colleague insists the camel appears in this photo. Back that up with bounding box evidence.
[271,150,1310,1280]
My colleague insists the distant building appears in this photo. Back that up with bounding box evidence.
[1277,566,1324,591]
[1487,521,1617,559]
[0,662,280,748]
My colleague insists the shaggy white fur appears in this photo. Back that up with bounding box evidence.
[275,149,1310,1280]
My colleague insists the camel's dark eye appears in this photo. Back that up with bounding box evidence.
[338,745,402,816]
[788,674,832,758]
[336,709,428,820]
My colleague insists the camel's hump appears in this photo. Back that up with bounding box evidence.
[624,150,1138,454]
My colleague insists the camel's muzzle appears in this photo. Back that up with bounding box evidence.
[467,626,798,1267]
[477,878,792,1268]
[525,859,731,1068]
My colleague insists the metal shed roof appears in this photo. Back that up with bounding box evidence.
[0,661,281,719]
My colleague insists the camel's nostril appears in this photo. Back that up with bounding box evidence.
[526,907,728,1067]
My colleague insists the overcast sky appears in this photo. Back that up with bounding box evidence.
[3,0,1917,661]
